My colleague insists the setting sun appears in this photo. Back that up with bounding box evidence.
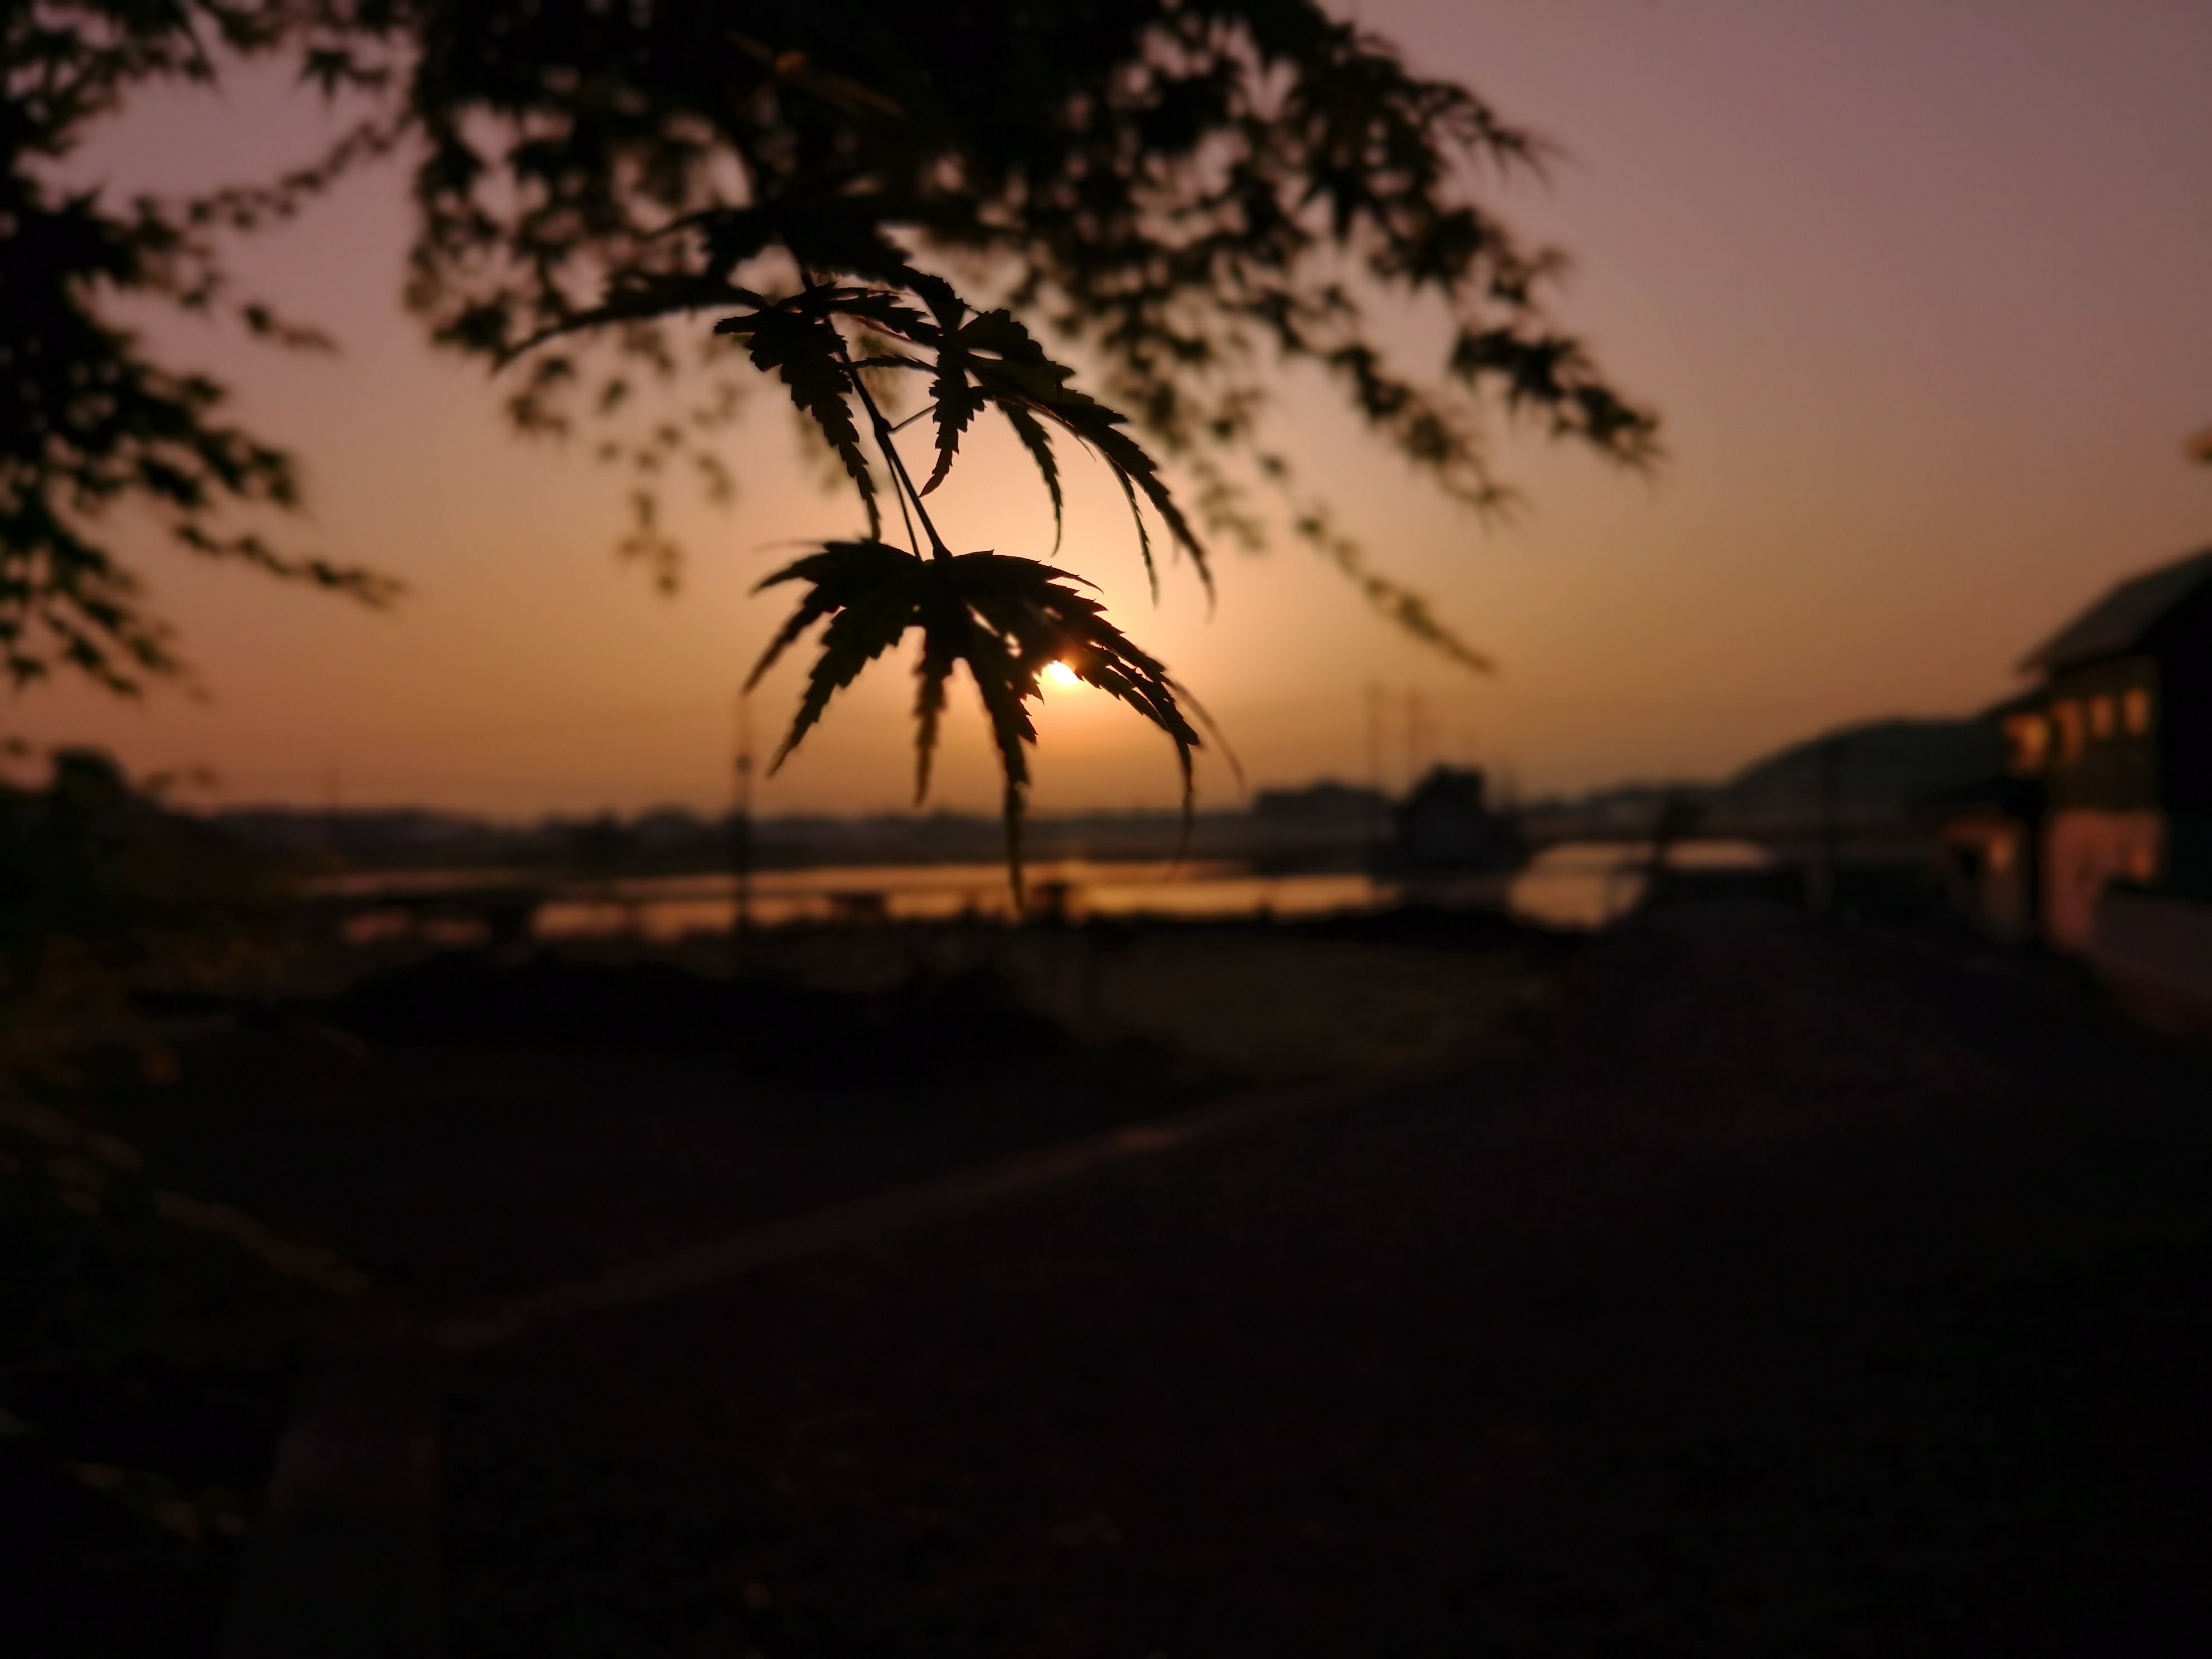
[1043,661,1081,688]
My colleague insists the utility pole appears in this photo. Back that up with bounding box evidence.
[1365,680,1388,866]
[1365,680,1385,797]
[729,690,755,947]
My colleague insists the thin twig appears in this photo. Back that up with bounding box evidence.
[837,331,950,559]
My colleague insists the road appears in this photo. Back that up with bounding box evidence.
[420,895,2212,1654]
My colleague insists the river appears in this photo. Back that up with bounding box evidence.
[438,840,1771,939]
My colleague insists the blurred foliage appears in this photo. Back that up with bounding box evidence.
[5,1,1657,880]
[0,746,284,1078]
[0,741,357,1322]
[407,3,1657,878]
[0,745,366,1650]
[0,1078,344,1658]
[0,1,401,691]
[387,1,1659,597]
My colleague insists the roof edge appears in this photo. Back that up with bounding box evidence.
[2017,546,2212,675]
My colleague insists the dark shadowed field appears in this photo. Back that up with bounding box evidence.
[13,894,2212,1655]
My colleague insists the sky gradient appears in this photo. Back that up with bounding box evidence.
[11,0,2211,817]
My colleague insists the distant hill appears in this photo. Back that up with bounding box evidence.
[1710,718,2003,837]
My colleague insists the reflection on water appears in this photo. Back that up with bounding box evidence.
[1506,840,1774,929]
[1508,845,1651,931]
[329,841,1771,942]
[534,861,1392,938]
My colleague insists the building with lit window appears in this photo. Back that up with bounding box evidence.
[1926,720,2044,944]
[2001,547,2212,952]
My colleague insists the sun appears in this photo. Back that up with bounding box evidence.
[1042,661,1081,687]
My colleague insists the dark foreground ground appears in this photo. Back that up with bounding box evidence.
[17,893,2212,1654]
[420,896,2212,1657]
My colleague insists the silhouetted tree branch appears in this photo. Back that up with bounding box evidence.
[0,2,402,692]
[4,1,1657,879]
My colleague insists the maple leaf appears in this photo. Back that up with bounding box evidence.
[748,542,1206,903]
[714,296,882,538]
[955,309,1211,598]
[840,288,1210,592]
[909,278,987,496]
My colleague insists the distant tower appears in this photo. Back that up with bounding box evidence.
[1366,680,1385,796]
[730,691,755,942]
[1365,680,1388,853]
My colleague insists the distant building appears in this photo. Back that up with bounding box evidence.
[2000,547,2212,951]
[1390,767,1522,873]
[1926,754,2044,944]
[1249,780,1390,870]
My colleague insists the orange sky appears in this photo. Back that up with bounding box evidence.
[11,1,2211,817]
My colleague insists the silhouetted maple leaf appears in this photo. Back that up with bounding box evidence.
[748,542,1204,901]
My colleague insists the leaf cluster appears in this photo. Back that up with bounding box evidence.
[9,1,1661,875]
[392,0,1660,659]
[748,540,1205,900]
[0,2,402,692]
[570,264,1218,889]
[0,746,292,1082]
[434,0,1669,882]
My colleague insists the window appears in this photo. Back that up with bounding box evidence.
[2089,694,2116,740]
[2003,712,2049,773]
[2123,686,2152,737]
[2053,700,2085,762]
